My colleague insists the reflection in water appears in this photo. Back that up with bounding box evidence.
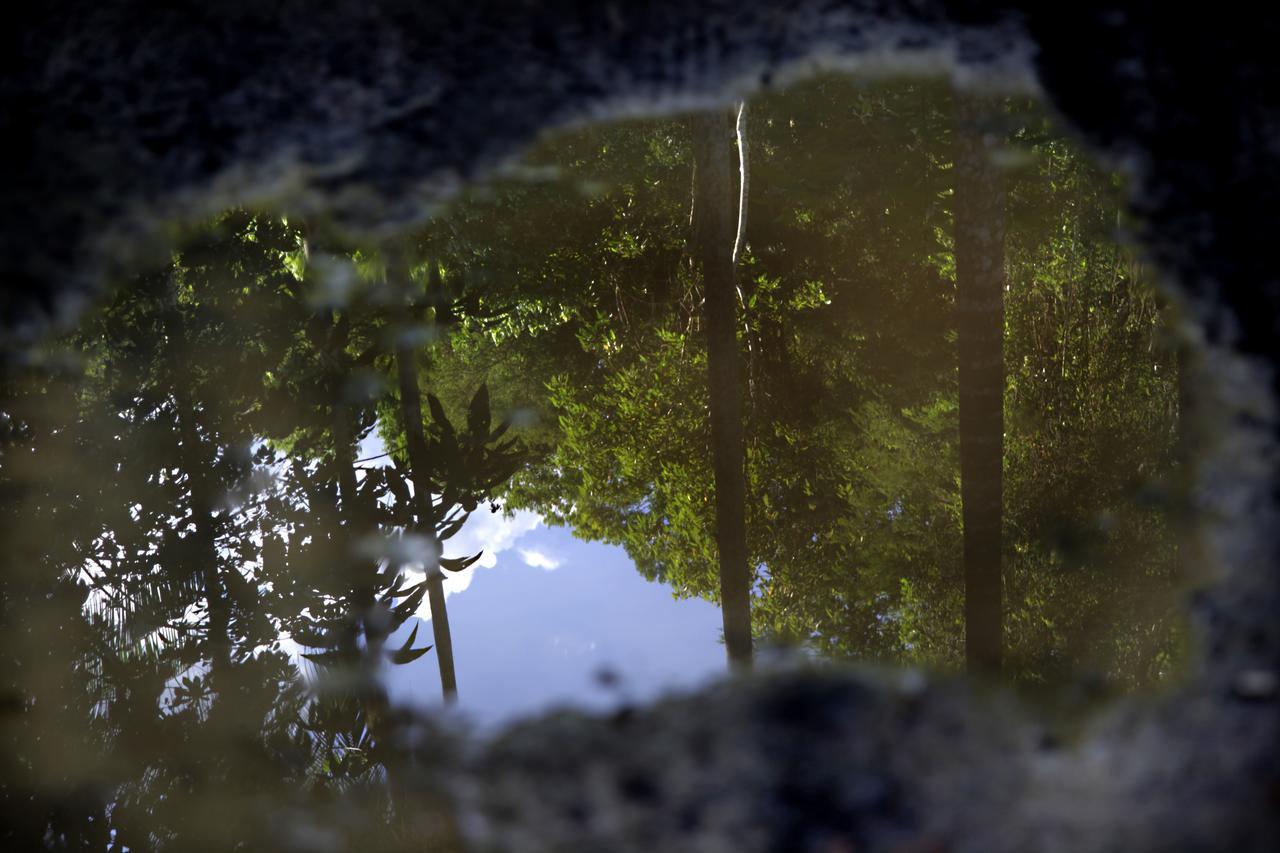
[0,74,1187,847]
[382,523,727,729]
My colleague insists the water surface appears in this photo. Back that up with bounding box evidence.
[0,71,1191,849]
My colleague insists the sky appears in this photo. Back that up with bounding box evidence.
[352,431,732,730]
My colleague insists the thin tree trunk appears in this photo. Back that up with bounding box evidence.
[329,312,361,513]
[388,250,459,701]
[161,285,234,699]
[733,101,749,266]
[953,92,1006,675]
[690,110,753,667]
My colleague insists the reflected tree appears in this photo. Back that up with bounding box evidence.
[0,209,523,847]
[404,75,1182,687]
[0,69,1189,851]
[691,108,754,666]
[953,91,1007,675]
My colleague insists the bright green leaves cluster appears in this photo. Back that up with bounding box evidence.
[408,384,524,519]
[1001,131,1182,687]
[408,74,1182,687]
[0,70,1192,851]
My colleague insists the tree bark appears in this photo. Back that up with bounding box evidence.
[953,93,1006,675]
[732,101,749,266]
[160,282,235,701]
[388,250,459,701]
[690,110,753,667]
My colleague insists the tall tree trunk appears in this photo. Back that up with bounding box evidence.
[953,93,1006,675]
[329,314,389,661]
[388,251,459,701]
[301,229,394,664]
[732,101,749,266]
[690,110,753,667]
[160,284,235,701]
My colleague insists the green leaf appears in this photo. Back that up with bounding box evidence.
[386,462,411,505]
[300,650,349,668]
[440,551,483,573]
[489,417,512,442]
[392,584,428,622]
[467,384,492,437]
[389,643,434,665]
[427,394,452,436]
[385,619,434,664]
[437,512,470,542]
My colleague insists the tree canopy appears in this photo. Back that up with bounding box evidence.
[407,74,1184,686]
[0,71,1186,849]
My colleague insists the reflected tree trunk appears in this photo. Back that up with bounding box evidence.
[953,92,1006,675]
[690,110,753,667]
[733,101,749,266]
[160,280,235,701]
[301,229,396,668]
[329,311,390,663]
[388,250,459,701]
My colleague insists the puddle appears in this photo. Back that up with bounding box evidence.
[0,71,1193,842]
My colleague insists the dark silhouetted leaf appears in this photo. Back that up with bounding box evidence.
[389,644,433,665]
[468,384,491,437]
[388,625,434,664]
[440,551,483,573]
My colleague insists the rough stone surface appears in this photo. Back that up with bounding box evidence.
[3,2,1278,850]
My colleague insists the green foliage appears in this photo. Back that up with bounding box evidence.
[407,74,1183,686]
[0,200,530,845]
[0,70,1188,849]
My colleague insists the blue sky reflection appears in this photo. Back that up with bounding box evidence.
[356,431,730,728]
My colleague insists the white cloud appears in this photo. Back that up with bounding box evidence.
[406,507,544,620]
[314,429,547,620]
[446,508,542,570]
[519,548,561,571]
